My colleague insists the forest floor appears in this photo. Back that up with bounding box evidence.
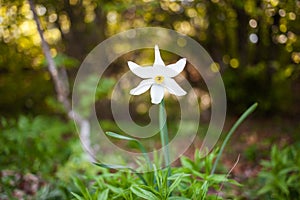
[174,113,300,197]
[222,115,299,176]
[215,115,299,197]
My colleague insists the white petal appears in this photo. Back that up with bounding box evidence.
[154,45,165,67]
[157,58,186,78]
[164,78,186,96]
[166,58,186,77]
[130,79,154,95]
[150,84,165,104]
[128,61,157,78]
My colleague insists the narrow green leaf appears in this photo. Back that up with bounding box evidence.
[180,157,194,170]
[287,174,299,185]
[106,184,122,194]
[153,165,161,189]
[168,197,191,200]
[130,185,160,200]
[275,178,289,195]
[191,169,205,179]
[168,173,184,196]
[71,192,85,200]
[139,185,161,196]
[211,102,258,174]
[106,131,152,169]
[106,131,137,141]
[94,162,127,169]
[97,189,109,200]
[207,174,228,183]
[200,181,209,199]
[228,179,242,186]
[161,168,169,198]
[72,178,92,200]
[257,184,274,195]
[93,162,148,186]
[278,167,296,175]
[168,173,190,180]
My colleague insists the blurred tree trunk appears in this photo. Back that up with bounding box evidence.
[29,0,95,162]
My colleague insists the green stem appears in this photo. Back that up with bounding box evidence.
[159,99,170,167]
[159,99,171,187]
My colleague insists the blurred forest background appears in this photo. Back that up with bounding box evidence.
[1,0,300,116]
[1,0,300,199]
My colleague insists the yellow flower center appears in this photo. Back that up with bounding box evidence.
[154,75,164,84]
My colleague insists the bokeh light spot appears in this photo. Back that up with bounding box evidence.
[230,58,239,68]
[270,0,279,7]
[279,24,287,33]
[222,55,230,64]
[20,20,37,36]
[107,11,118,24]
[177,37,187,47]
[210,62,220,72]
[287,31,297,42]
[49,13,58,23]
[249,19,257,28]
[69,0,78,5]
[186,8,197,18]
[59,14,71,34]
[279,9,286,17]
[36,5,47,16]
[249,33,258,43]
[137,103,148,114]
[286,44,293,52]
[288,12,296,20]
[292,52,300,64]
[200,93,211,110]
[278,34,287,44]
[169,2,181,12]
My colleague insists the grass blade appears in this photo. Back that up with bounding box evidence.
[93,162,148,186]
[168,173,184,196]
[106,131,152,169]
[211,102,258,174]
[97,188,109,200]
[130,185,160,200]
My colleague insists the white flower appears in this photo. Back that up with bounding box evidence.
[128,45,187,104]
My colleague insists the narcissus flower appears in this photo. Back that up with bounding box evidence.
[128,45,187,104]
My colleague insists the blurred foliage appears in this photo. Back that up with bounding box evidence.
[0,115,75,199]
[0,0,300,116]
[42,53,80,69]
[0,115,74,174]
[77,76,115,117]
[32,141,101,200]
[256,144,300,199]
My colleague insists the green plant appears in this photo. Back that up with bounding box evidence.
[70,148,243,200]
[71,103,257,199]
[257,144,300,199]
